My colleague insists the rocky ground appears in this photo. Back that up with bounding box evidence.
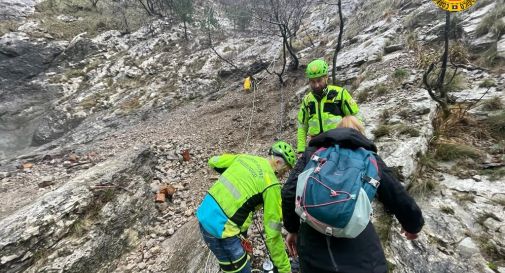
[1,0,505,272]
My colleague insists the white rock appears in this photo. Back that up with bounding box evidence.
[457,237,479,257]
[167,228,175,235]
[497,37,505,59]
[1,254,18,264]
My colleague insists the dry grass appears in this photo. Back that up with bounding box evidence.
[434,143,483,161]
[484,111,505,139]
[31,0,149,40]
[481,96,503,111]
[398,124,420,137]
[479,79,497,88]
[407,177,438,197]
[356,89,370,103]
[475,4,505,38]
[0,19,21,36]
[372,124,393,138]
[120,96,141,112]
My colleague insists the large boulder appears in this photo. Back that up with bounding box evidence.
[0,148,157,273]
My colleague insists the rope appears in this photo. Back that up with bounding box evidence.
[244,81,257,149]
[243,45,280,150]
[278,83,285,139]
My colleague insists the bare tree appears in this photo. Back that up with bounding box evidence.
[88,0,100,8]
[112,0,132,34]
[203,5,245,74]
[165,0,194,41]
[136,0,165,16]
[331,0,344,85]
[252,0,309,71]
[423,11,455,118]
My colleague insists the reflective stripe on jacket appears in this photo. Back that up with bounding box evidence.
[196,154,291,273]
[297,85,361,153]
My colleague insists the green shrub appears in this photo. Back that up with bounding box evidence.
[375,84,389,96]
[392,68,408,82]
[373,124,392,138]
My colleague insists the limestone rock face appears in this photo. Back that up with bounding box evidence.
[0,148,157,273]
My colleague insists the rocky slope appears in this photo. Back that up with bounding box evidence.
[0,0,504,272]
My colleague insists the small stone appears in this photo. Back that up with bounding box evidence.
[63,161,72,168]
[68,154,79,162]
[483,218,500,231]
[457,237,479,257]
[384,43,404,54]
[472,175,481,182]
[144,252,152,260]
[184,209,193,217]
[38,176,55,188]
[150,246,161,254]
[138,262,147,270]
[0,172,10,179]
[167,228,175,235]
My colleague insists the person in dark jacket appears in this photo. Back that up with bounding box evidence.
[282,116,424,273]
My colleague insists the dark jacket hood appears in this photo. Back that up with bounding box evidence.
[308,128,377,153]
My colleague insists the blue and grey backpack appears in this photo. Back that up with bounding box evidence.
[295,145,381,238]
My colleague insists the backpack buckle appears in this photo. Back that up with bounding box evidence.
[363,175,380,188]
[325,227,333,236]
[369,178,380,188]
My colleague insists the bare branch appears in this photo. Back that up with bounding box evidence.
[463,87,491,115]
[207,31,244,73]
[423,63,445,106]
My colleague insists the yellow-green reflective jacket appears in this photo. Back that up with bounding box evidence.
[196,154,290,273]
[297,85,361,153]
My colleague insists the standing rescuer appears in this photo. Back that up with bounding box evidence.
[297,59,363,154]
[196,141,297,273]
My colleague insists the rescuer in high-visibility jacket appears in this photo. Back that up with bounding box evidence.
[296,59,363,154]
[196,141,297,273]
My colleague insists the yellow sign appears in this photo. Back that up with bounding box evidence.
[431,0,477,12]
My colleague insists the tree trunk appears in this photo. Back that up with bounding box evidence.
[183,20,188,41]
[332,0,343,85]
[438,11,450,100]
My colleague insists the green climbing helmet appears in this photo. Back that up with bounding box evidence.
[305,59,329,79]
[270,141,296,168]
